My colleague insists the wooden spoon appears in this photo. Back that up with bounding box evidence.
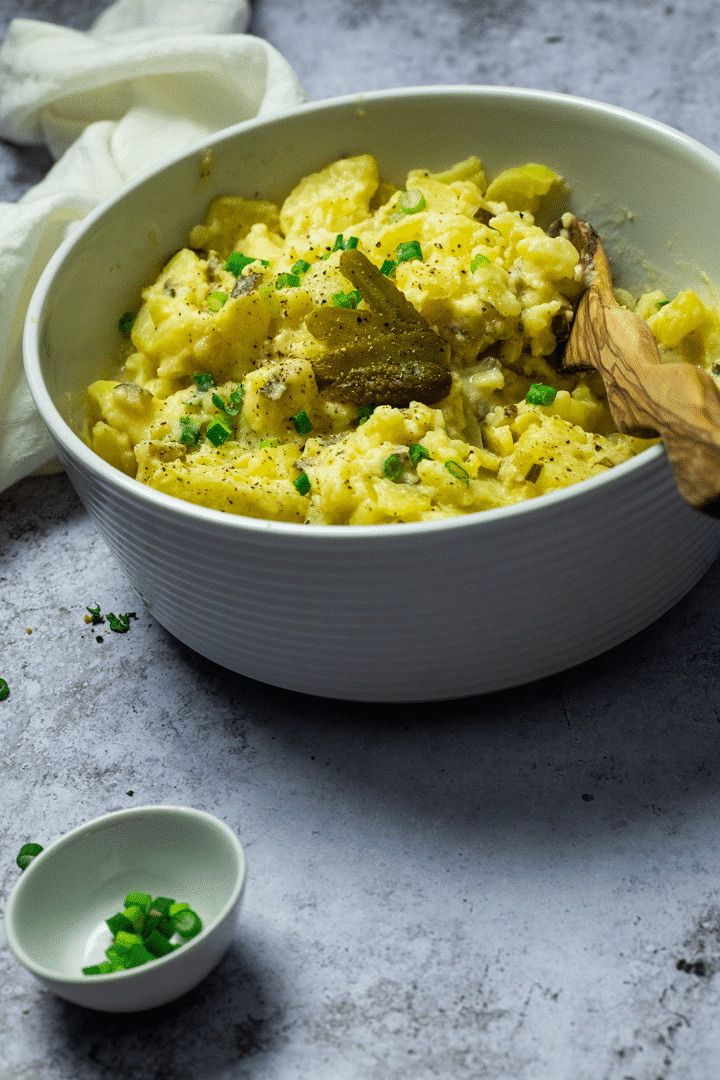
[553,214,720,517]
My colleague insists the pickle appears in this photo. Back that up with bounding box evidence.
[306,250,451,407]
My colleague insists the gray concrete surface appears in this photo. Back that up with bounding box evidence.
[3,2,720,1078]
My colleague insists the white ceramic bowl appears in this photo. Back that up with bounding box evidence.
[4,806,246,1012]
[23,86,720,701]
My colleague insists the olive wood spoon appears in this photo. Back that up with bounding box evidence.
[554,214,720,517]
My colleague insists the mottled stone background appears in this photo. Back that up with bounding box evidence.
[3,3,720,1079]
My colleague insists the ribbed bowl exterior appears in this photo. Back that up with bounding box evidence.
[59,445,720,700]
[24,86,720,700]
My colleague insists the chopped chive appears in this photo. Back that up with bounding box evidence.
[380,259,396,277]
[206,418,232,447]
[408,443,430,468]
[0,678,9,700]
[292,259,311,275]
[193,372,215,392]
[445,460,470,485]
[207,291,228,312]
[118,312,136,336]
[382,454,404,482]
[471,253,491,271]
[276,272,301,289]
[396,240,423,263]
[16,843,43,870]
[332,289,361,308]
[357,403,377,425]
[258,438,279,448]
[293,471,311,496]
[172,908,203,940]
[525,383,557,406]
[656,297,671,307]
[291,410,313,435]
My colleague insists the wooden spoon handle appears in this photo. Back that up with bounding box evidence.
[565,282,720,515]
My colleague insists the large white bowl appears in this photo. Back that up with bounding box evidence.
[23,86,720,701]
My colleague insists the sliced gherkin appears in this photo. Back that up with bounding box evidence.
[306,250,451,407]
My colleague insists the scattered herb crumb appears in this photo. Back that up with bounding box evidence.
[84,605,137,634]
[126,790,134,797]
[0,678,9,700]
[106,612,137,634]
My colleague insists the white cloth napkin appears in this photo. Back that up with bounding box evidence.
[0,0,307,493]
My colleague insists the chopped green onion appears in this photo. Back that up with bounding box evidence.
[143,928,175,957]
[118,312,136,336]
[656,297,671,307]
[333,234,360,252]
[357,404,377,425]
[124,892,151,910]
[106,911,134,936]
[149,896,175,916]
[408,443,430,468]
[382,454,405,482]
[396,190,427,214]
[225,252,269,275]
[179,415,202,446]
[225,252,253,275]
[125,943,156,968]
[193,372,215,392]
[207,291,228,312]
[258,438,279,448]
[122,905,145,930]
[471,254,491,271]
[445,460,470,485]
[525,383,557,406]
[85,891,201,974]
[276,272,301,289]
[332,289,361,309]
[292,410,313,435]
[293,471,311,496]
[82,962,113,976]
[172,908,203,940]
[16,843,43,870]
[0,678,9,700]
[292,259,311,275]
[106,612,137,634]
[206,418,232,447]
[380,259,396,277]
[396,240,423,263]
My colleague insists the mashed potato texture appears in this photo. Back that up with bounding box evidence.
[85,154,720,524]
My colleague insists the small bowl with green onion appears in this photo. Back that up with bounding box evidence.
[4,805,246,1012]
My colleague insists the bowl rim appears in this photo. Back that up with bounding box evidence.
[26,80,720,539]
[4,804,246,985]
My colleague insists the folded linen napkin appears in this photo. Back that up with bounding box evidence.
[0,0,307,493]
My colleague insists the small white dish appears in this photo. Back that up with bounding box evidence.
[4,805,246,1012]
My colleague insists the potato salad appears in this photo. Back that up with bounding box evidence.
[85,153,720,524]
